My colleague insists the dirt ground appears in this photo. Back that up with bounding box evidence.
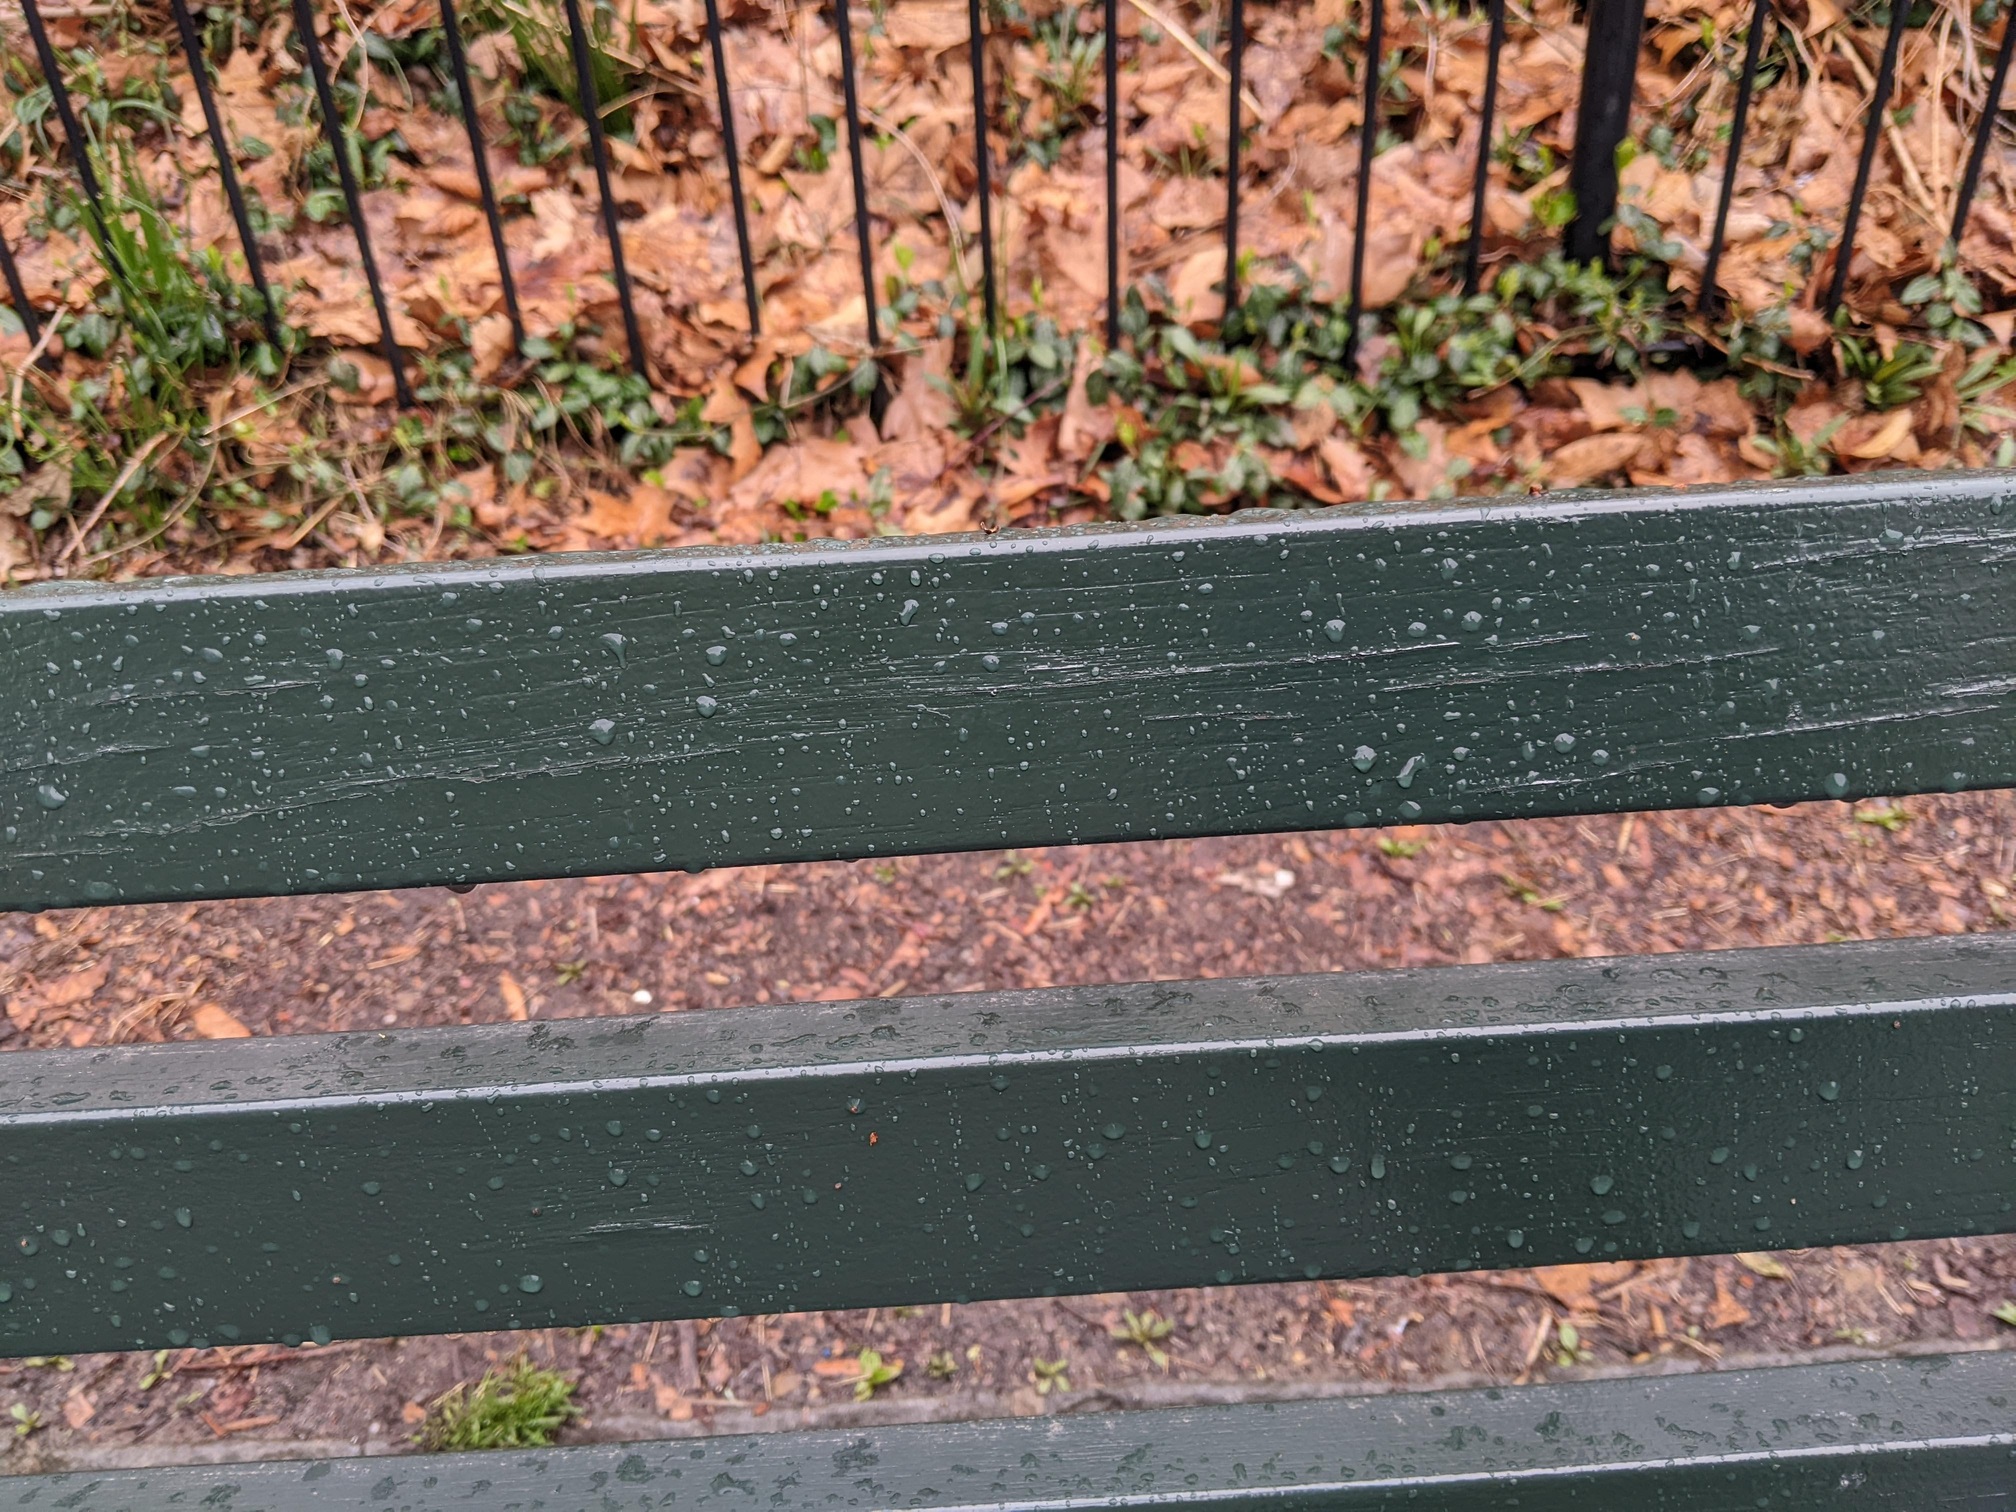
[4,795,2016,1470]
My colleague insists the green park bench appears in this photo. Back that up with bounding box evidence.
[3,468,2015,1506]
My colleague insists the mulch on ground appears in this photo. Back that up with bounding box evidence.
[4,794,2016,1464]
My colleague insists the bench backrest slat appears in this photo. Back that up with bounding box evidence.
[6,473,2012,910]
[2,934,2007,1356]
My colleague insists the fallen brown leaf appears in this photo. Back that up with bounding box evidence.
[1547,432,1645,488]
[189,1002,252,1040]
[1734,1251,1791,1280]
[1707,1274,1753,1329]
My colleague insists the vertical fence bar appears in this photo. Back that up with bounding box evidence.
[1344,0,1383,360]
[168,0,283,347]
[439,0,524,348]
[1461,0,1506,295]
[964,0,998,335]
[561,0,645,373]
[1223,0,1244,321]
[1565,0,1648,264]
[831,0,883,417]
[1951,21,2014,248]
[1104,0,1121,347]
[702,0,762,338]
[0,231,41,346]
[1824,0,1910,317]
[291,0,413,405]
[18,0,119,267]
[1698,0,1770,315]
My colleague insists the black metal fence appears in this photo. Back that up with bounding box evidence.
[2,0,2012,405]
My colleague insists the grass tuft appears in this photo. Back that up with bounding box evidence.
[416,1358,580,1451]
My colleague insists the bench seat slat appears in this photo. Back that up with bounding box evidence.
[4,1351,2012,1509]
[6,473,2016,910]
[3,934,2012,1356]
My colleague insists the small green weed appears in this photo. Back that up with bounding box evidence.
[1853,802,1909,833]
[1109,1308,1174,1369]
[1031,1356,1071,1394]
[851,1348,903,1401]
[994,852,1036,880]
[19,1356,72,1372]
[554,960,588,985]
[1549,1321,1593,1368]
[1501,874,1565,912]
[1837,336,1942,412]
[417,1359,580,1451]
[8,1404,41,1437]
[1376,835,1426,859]
[927,1349,959,1379]
[139,1350,172,1390]
[1992,1300,2016,1327]
[1063,881,1096,909]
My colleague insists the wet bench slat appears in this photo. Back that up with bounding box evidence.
[7,472,2016,910]
[4,933,2012,1357]
[6,1351,2012,1511]
[8,479,2016,1509]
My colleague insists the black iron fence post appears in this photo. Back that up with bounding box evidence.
[1565,0,1647,265]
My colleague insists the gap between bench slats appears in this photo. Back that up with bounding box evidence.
[2,933,2012,1356]
[3,1351,2012,1509]
[6,472,2016,910]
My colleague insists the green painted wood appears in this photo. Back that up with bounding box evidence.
[4,1351,2012,1509]
[6,472,2016,909]
[3,933,2012,1356]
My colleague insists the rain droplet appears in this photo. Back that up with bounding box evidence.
[35,784,66,811]
[1816,1080,1840,1102]
[1351,746,1378,772]
[517,1274,543,1294]
[1193,1130,1213,1149]
[1323,620,1346,643]
[1590,1174,1614,1196]
[695,696,719,717]
[589,719,617,745]
[705,645,727,666]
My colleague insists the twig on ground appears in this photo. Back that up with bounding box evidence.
[1124,0,1264,121]
[58,430,171,562]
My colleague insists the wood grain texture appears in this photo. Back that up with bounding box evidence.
[6,472,2016,908]
[4,1351,2012,1509]
[3,934,2011,1355]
